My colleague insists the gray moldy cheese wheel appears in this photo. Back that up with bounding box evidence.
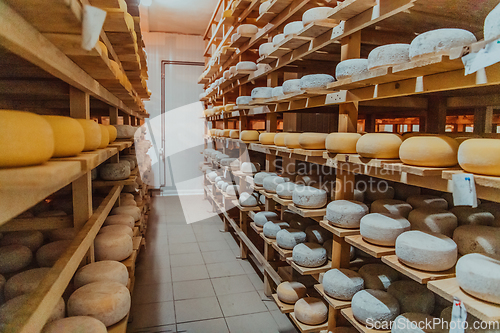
[326,200,369,229]
[276,281,307,304]
[409,28,476,60]
[48,228,77,241]
[302,7,333,25]
[395,231,457,272]
[236,61,257,71]
[392,313,438,333]
[68,281,131,327]
[239,192,258,207]
[406,195,448,210]
[284,133,301,148]
[4,267,50,300]
[272,86,284,98]
[370,199,413,218]
[251,87,273,99]
[259,42,274,57]
[94,233,133,262]
[220,158,236,167]
[276,228,307,249]
[484,3,500,40]
[104,214,135,229]
[456,253,500,305]
[325,133,362,153]
[226,185,240,196]
[0,245,32,274]
[299,74,335,90]
[387,280,435,314]
[399,135,459,167]
[298,133,328,150]
[276,182,296,199]
[236,96,252,105]
[458,138,500,176]
[120,156,136,170]
[114,125,135,139]
[360,213,411,246]
[263,221,290,239]
[367,44,410,70]
[356,133,402,159]
[284,21,304,37]
[352,289,400,326]
[74,260,129,289]
[36,240,72,267]
[358,264,399,290]
[450,206,495,226]
[408,208,458,238]
[254,211,279,227]
[282,79,301,94]
[292,242,327,268]
[294,297,328,325]
[453,225,500,258]
[0,295,64,326]
[263,176,289,193]
[292,186,327,209]
[42,316,107,333]
[207,171,219,182]
[111,206,141,221]
[305,225,331,244]
[323,268,364,300]
[335,59,369,80]
[0,230,44,252]
[99,225,134,237]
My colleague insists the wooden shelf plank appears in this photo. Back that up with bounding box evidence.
[314,284,351,310]
[442,170,500,189]
[289,312,329,333]
[272,242,293,258]
[233,200,261,212]
[341,308,390,333]
[93,174,137,187]
[250,222,263,234]
[381,255,455,284]
[259,231,276,246]
[383,163,460,177]
[328,0,377,21]
[287,257,332,276]
[288,203,327,218]
[272,194,293,207]
[0,216,73,233]
[259,189,275,199]
[318,220,360,238]
[345,235,395,258]
[272,293,295,313]
[299,21,337,39]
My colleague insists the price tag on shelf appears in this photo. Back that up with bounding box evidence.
[452,173,477,207]
[462,38,500,75]
[450,297,467,333]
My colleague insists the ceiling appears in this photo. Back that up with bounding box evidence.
[143,0,220,35]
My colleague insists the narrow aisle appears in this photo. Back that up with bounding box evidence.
[127,194,298,333]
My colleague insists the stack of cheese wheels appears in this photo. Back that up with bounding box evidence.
[367,44,410,70]
[226,185,240,196]
[451,206,495,226]
[77,119,102,151]
[98,124,110,149]
[259,132,276,145]
[284,133,302,148]
[0,294,64,325]
[282,79,301,94]
[1,231,44,252]
[100,161,131,181]
[42,316,107,333]
[74,260,129,288]
[0,110,55,167]
[36,240,72,267]
[94,232,133,261]
[453,225,500,258]
[406,195,448,210]
[305,225,330,244]
[274,132,288,146]
[458,138,500,176]
[276,281,306,304]
[408,208,458,237]
[121,155,136,170]
[104,214,135,229]
[325,133,361,153]
[358,264,399,290]
[456,253,500,304]
[293,186,327,209]
[253,172,277,186]
[263,176,289,193]
[298,133,327,149]
[240,130,260,141]
[299,74,335,89]
[323,268,364,300]
[4,267,50,300]
[292,242,327,267]
[240,162,259,174]
[399,136,459,167]
[43,115,85,157]
[351,289,400,326]
[370,199,413,218]
[302,7,334,25]
[409,28,476,60]
[356,133,402,159]
[360,213,411,246]
[294,297,328,325]
[0,245,32,274]
[276,228,307,249]
[326,200,369,229]
[335,59,369,80]
[387,280,435,314]
[276,182,296,199]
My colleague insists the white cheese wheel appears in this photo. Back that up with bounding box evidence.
[298,133,327,149]
[352,289,400,325]
[229,66,237,75]
[406,195,448,210]
[240,130,260,141]
[361,213,411,246]
[272,86,284,97]
[43,116,85,157]
[387,280,435,314]
[299,74,335,89]
[484,3,500,40]
[335,59,369,80]
[100,162,131,181]
[0,231,44,252]
[276,281,306,304]
[276,182,296,199]
[216,180,226,189]
[451,206,495,227]
[263,176,289,193]
[239,192,258,207]
[276,228,307,249]
[230,33,238,43]
[272,34,285,47]
[36,240,71,267]
[302,7,333,25]
[323,268,364,300]
[236,61,257,71]
[107,125,117,143]
[453,225,500,258]
[274,132,288,146]
[254,172,277,186]
[395,231,457,271]
[111,206,141,221]
[76,119,102,151]
[4,267,50,300]
[456,253,500,304]
[370,199,413,218]
[392,313,437,333]
[399,136,459,167]
[221,182,230,192]
[237,24,258,35]
[367,44,410,70]
[305,225,330,244]
[104,214,135,229]
[254,211,279,227]
[0,110,54,167]
[74,260,129,289]
[284,21,304,37]
[282,79,301,94]
[94,233,133,261]
[326,200,369,229]
[229,130,240,138]
[0,245,32,274]
[251,87,273,99]
[294,297,328,325]
[284,133,302,148]
[230,159,241,170]
[259,132,276,145]
[356,133,402,158]
[293,186,327,209]
[240,162,259,174]
[99,225,133,237]
[259,42,274,57]
[259,1,271,15]
[0,295,64,325]
[358,264,399,290]
[292,242,327,267]
[98,124,110,149]
[409,29,476,60]
[114,125,136,139]
[68,281,131,326]
[226,185,240,196]
[263,221,290,239]
[325,133,361,153]
[408,208,458,237]
[42,316,107,333]
[223,70,230,80]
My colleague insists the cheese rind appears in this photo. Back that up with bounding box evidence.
[299,74,335,89]
[239,192,258,207]
[276,281,307,304]
[356,133,402,158]
[240,130,260,141]
[284,21,304,37]
[4,267,50,300]
[276,228,307,249]
[74,260,129,288]
[236,61,257,71]
[0,245,32,274]
[453,225,500,258]
[282,79,302,94]
[323,268,364,300]
[484,4,500,40]
[99,224,134,237]
[229,130,240,139]
[237,24,258,35]
[408,208,458,237]
[284,133,302,148]
[104,214,135,228]
[298,133,327,149]
[43,115,85,157]
[458,138,500,176]
[114,125,136,139]
[326,200,369,229]
[387,280,435,314]
[455,253,500,304]
[42,316,107,333]
[370,199,412,218]
[272,34,285,47]
[360,213,411,246]
[294,297,328,325]
[263,176,289,193]
[293,186,327,209]
[367,44,410,69]
[399,136,459,167]
[409,28,477,60]
[276,182,296,199]
[251,87,273,99]
[292,242,327,267]
[77,119,102,151]
[240,162,259,174]
[98,124,110,149]
[36,240,72,267]
[100,162,131,181]
[254,211,279,227]
[254,172,277,186]
[451,206,495,226]
[302,7,333,25]
[94,233,133,261]
[305,225,330,244]
[351,289,400,325]
[406,195,448,210]
[325,133,361,153]
[0,231,44,252]
[274,132,288,146]
[263,221,290,239]
[0,295,64,325]
[107,125,118,142]
[335,59,369,79]
[358,264,399,290]
[111,206,141,221]
[259,132,276,145]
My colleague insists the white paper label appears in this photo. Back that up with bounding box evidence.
[226,140,229,149]
[450,297,467,333]
[462,39,500,75]
[452,173,477,207]
[81,6,107,51]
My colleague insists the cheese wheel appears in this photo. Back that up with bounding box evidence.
[293,186,327,209]
[0,245,32,274]
[302,7,333,25]
[259,42,275,57]
[4,267,50,300]
[42,316,107,333]
[259,1,271,14]
[263,221,290,238]
[0,295,64,325]
[284,133,302,148]
[361,213,411,246]
[104,214,134,228]
[356,133,402,158]
[240,130,260,141]
[323,268,364,300]
[298,133,327,149]
[367,44,410,70]
[276,228,307,249]
[111,206,141,221]
[406,195,448,210]
[305,225,330,244]
[0,110,54,167]
[387,280,435,314]
[254,211,279,227]
[254,172,277,186]
[98,124,110,149]
[48,228,77,241]
[237,24,258,35]
[335,59,369,80]
[272,86,284,97]
[409,28,476,60]
[299,74,335,89]
[259,132,276,145]
[0,231,44,252]
[276,281,306,304]
[453,225,500,258]
[236,61,257,71]
[272,34,285,47]
[399,136,458,167]
[326,200,369,229]
[284,21,304,37]
[226,185,240,196]
[114,125,136,139]
[240,162,259,174]
[100,162,131,181]
[484,3,500,40]
[121,155,137,170]
[221,129,231,138]
[99,225,134,237]
[358,264,399,290]
[107,125,118,143]
[370,199,413,218]
[263,176,289,193]
[274,132,288,146]
[294,297,328,325]
[95,233,133,261]
[351,289,400,325]
[325,133,361,153]
[229,130,240,139]
[282,79,301,94]
[229,66,237,75]
[42,116,85,157]
[239,192,258,207]
[220,158,237,167]
[251,87,273,99]
[68,281,131,326]
[408,208,458,237]
[74,260,129,289]
[458,138,500,176]
[292,242,327,268]
[392,313,438,333]
[36,240,71,267]
[456,253,500,304]
[276,182,296,199]
[76,119,102,151]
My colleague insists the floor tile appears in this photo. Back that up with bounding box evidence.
[211,275,255,296]
[231,247,241,257]
[198,240,231,252]
[167,233,197,244]
[225,311,280,333]
[271,310,300,333]
[226,238,240,250]
[247,273,264,291]
[202,250,237,264]
[170,252,205,267]
[129,301,175,329]
[173,279,216,300]
[239,259,258,275]
[135,268,172,286]
[206,261,246,278]
[174,296,223,323]
[217,291,268,317]
[135,255,171,272]
[171,264,209,282]
[168,242,200,255]
[195,231,227,242]
[176,318,229,333]
[132,282,173,305]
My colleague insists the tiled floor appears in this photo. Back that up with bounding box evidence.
[127,194,298,333]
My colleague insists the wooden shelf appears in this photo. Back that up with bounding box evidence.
[259,232,276,246]
[272,194,293,207]
[287,257,332,276]
[345,235,395,258]
[314,285,351,310]
[233,200,261,212]
[250,222,263,234]
[288,203,327,218]
[289,312,329,333]
[381,255,455,284]
[271,293,295,313]
[341,308,390,333]
[442,170,500,190]
[259,189,275,199]
[318,220,360,238]
[272,242,293,258]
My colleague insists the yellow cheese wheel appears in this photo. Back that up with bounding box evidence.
[229,130,239,139]
[0,111,54,167]
[109,60,121,79]
[97,41,108,57]
[221,129,231,137]
[240,130,260,141]
[98,124,110,149]
[107,125,118,143]
[458,138,500,176]
[356,133,402,159]
[42,116,85,158]
[259,133,276,145]
[399,135,458,167]
[274,132,288,146]
[76,119,102,151]
[298,133,327,150]
[284,133,302,149]
[325,133,362,153]
[125,13,134,32]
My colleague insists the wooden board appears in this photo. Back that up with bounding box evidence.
[259,189,275,199]
[273,194,293,206]
[288,203,327,218]
[0,216,73,233]
[260,232,276,246]
[233,200,261,212]
[383,163,460,177]
[328,0,377,21]
[289,312,329,333]
[341,308,390,333]
[280,35,311,49]
[442,170,500,190]
[314,284,351,310]
[293,149,327,157]
[299,21,337,38]
[92,174,137,187]
[318,220,360,238]
[250,222,263,234]
[272,242,293,258]
[272,293,295,313]
[345,235,395,258]
[381,255,455,284]
[287,257,332,276]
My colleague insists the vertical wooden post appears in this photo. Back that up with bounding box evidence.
[69,87,90,119]
[123,114,131,125]
[426,96,447,133]
[485,106,494,134]
[109,107,118,125]
[266,113,277,172]
[240,211,248,259]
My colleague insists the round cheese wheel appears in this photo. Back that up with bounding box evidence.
[120,198,137,206]
[237,24,258,35]
[399,136,458,167]
[0,231,44,252]
[208,171,219,181]
[259,42,274,57]
[259,133,276,145]
[111,206,141,221]
[335,59,369,79]
[458,138,500,176]
[240,130,260,141]
[251,87,273,99]
[1,295,64,325]
[48,228,77,241]
[271,87,284,98]
[284,21,304,37]
[302,7,333,25]
[115,125,136,139]
[4,267,50,300]
[395,231,457,271]
[276,182,296,199]
[122,182,138,193]
[484,4,500,40]
[272,34,285,47]
[356,133,402,158]
[229,66,237,76]
[358,264,399,290]
[293,186,327,209]
[409,28,476,60]
[74,260,129,289]
[68,281,131,326]
[77,119,102,151]
[274,132,288,146]
[367,44,410,70]
[305,225,330,244]
[298,133,327,149]
[299,74,335,89]
[221,182,230,192]
[42,116,85,157]
[220,158,237,167]
[284,133,302,148]
[453,225,500,258]
[100,162,131,181]
[276,228,307,249]
[326,200,369,229]
[107,125,118,143]
[254,172,277,186]
[456,253,500,304]
[0,245,32,274]
[254,211,280,227]
[276,281,306,304]
[121,155,137,170]
[325,133,361,153]
[408,208,458,237]
[292,242,327,267]
[263,221,290,238]
[236,61,257,71]
[98,124,110,149]
[240,162,259,174]
[361,213,411,246]
[259,1,271,15]
[282,79,301,94]
[229,130,240,138]
[451,206,495,226]
[294,297,328,325]
[263,176,289,193]
[406,195,448,210]
[239,192,258,207]
[387,280,435,314]
[226,185,240,196]
[0,110,54,167]
[221,129,231,138]
[104,214,135,229]
[392,313,437,333]
[370,199,412,218]
[99,225,134,237]
[36,240,71,267]
[323,268,364,300]
[95,233,133,261]
[42,316,107,333]
[352,289,400,325]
